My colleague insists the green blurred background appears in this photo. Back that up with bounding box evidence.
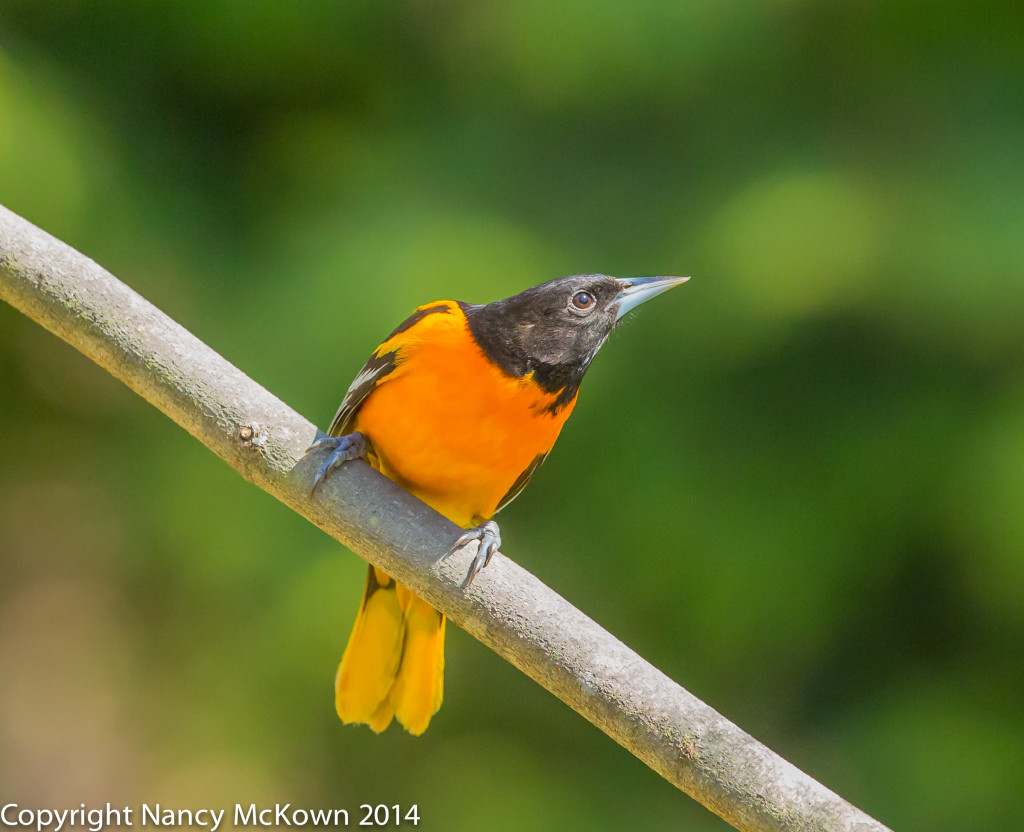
[1,3,1022,829]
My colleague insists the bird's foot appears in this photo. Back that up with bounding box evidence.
[306,429,368,493]
[447,520,502,587]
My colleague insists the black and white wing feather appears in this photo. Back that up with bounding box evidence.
[327,349,398,437]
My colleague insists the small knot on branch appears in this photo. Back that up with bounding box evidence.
[237,423,267,448]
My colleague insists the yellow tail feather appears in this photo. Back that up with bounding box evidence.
[335,566,445,735]
[335,567,403,731]
[388,589,445,736]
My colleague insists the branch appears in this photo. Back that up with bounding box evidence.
[0,204,891,832]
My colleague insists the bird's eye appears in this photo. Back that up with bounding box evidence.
[571,291,595,311]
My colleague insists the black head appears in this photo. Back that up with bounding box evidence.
[462,273,686,412]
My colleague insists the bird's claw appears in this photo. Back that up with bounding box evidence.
[447,520,502,587]
[306,430,368,493]
[305,429,335,455]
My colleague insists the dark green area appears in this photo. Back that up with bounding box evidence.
[1,3,1022,829]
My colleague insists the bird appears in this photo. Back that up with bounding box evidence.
[307,273,688,735]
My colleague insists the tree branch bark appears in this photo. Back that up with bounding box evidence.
[0,204,891,832]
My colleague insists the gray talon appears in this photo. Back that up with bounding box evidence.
[308,431,368,493]
[305,428,334,455]
[447,520,502,587]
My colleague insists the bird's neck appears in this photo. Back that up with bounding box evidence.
[461,301,591,414]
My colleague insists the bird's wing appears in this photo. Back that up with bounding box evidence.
[327,347,399,437]
[494,453,548,514]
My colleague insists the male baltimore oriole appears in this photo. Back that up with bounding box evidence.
[308,273,687,734]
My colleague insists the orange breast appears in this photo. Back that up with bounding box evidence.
[354,305,575,528]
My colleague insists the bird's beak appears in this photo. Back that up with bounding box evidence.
[613,276,689,320]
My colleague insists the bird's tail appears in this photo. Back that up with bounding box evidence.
[335,565,445,735]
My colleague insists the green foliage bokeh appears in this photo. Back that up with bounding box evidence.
[1,4,1022,830]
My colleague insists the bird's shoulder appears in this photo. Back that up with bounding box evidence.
[327,299,472,436]
[377,299,473,352]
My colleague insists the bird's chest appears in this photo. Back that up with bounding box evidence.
[354,337,575,525]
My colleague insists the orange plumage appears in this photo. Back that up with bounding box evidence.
[334,302,575,735]
[316,274,687,734]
